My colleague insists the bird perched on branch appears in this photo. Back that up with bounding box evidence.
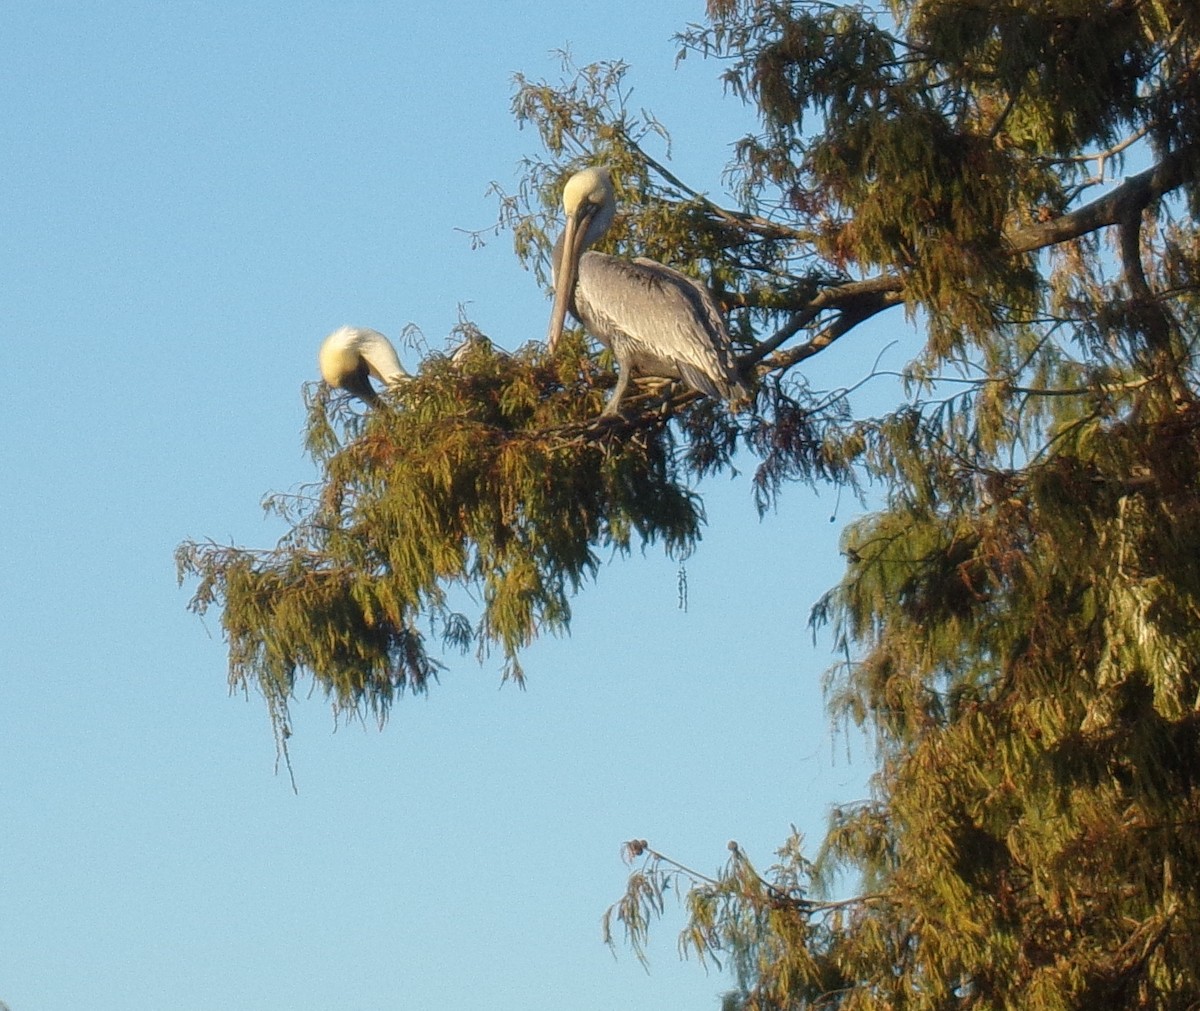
[318,325,409,405]
[546,166,752,415]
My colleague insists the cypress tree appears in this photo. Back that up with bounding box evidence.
[180,2,1200,1004]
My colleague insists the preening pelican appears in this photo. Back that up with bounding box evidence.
[318,325,410,405]
[547,166,751,415]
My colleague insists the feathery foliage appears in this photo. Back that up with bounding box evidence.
[178,330,712,740]
[601,2,1197,1008]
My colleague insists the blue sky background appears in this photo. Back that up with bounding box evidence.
[0,4,900,1008]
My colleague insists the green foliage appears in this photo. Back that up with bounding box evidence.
[178,334,709,739]
[800,403,1200,1009]
[179,305,850,741]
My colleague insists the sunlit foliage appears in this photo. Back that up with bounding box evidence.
[182,331,706,734]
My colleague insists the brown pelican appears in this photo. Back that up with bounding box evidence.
[547,166,751,415]
[318,325,409,405]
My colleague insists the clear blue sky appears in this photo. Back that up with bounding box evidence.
[1,4,890,1008]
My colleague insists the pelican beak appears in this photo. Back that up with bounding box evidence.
[546,204,595,354]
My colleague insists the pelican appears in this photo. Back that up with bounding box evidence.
[318,325,410,405]
[547,166,752,415]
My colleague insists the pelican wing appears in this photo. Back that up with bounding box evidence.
[574,253,746,401]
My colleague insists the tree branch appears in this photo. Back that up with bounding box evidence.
[1007,148,1194,254]
[636,143,814,243]
[740,149,1196,364]
[758,291,904,374]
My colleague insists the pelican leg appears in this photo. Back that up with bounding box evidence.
[601,358,634,416]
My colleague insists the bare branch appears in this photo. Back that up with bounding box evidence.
[731,150,1196,368]
[634,141,815,244]
[1008,149,1195,254]
[760,291,903,373]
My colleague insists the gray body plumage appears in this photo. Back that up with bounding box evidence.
[568,250,748,405]
[547,167,751,415]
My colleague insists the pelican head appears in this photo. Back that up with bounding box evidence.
[318,325,409,405]
[546,166,616,353]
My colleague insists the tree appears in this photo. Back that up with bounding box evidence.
[178,0,1200,1005]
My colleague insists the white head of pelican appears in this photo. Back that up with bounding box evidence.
[546,166,751,415]
[318,325,410,405]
